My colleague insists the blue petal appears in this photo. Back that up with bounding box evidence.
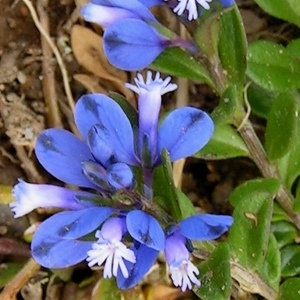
[32,237,93,268]
[91,0,157,22]
[126,210,165,250]
[81,3,137,27]
[158,107,214,162]
[75,94,138,165]
[179,214,233,240]
[218,0,235,7]
[137,0,163,6]
[117,244,159,289]
[35,129,95,188]
[33,207,114,240]
[88,126,116,167]
[107,163,134,190]
[103,19,168,71]
[81,161,111,192]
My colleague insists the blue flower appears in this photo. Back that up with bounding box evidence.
[10,179,95,217]
[164,214,233,291]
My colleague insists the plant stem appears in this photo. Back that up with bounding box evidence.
[239,119,300,229]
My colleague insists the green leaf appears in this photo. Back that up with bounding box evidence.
[259,233,281,291]
[153,149,181,222]
[278,278,300,300]
[272,221,298,249]
[286,39,300,59]
[247,40,300,91]
[194,124,249,159]
[253,0,300,28]
[211,85,239,125]
[196,243,231,300]
[247,83,278,119]
[151,47,214,87]
[176,188,196,219]
[91,278,122,300]
[218,5,247,85]
[91,278,121,300]
[276,107,300,189]
[228,178,279,270]
[194,8,220,59]
[281,244,300,277]
[0,262,26,288]
[272,202,290,222]
[265,93,297,160]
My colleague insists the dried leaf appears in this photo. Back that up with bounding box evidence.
[74,74,107,93]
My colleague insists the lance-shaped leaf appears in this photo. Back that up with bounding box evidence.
[218,4,247,85]
[153,149,182,222]
[126,210,165,250]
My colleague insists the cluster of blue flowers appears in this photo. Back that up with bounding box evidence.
[10,0,235,292]
[81,0,234,70]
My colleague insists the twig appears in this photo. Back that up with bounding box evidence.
[231,261,278,300]
[37,0,63,127]
[239,120,300,229]
[22,0,75,111]
[0,258,40,300]
[14,145,44,183]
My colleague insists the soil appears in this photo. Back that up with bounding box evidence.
[0,0,298,299]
